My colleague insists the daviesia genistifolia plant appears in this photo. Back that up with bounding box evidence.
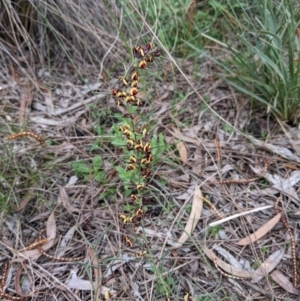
[111,43,160,231]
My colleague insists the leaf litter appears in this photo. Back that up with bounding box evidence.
[2,40,300,300]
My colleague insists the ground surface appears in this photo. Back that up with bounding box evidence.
[1,46,300,301]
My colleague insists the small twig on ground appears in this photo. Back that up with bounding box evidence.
[274,197,297,287]
[208,205,273,228]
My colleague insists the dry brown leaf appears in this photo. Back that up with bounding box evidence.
[16,249,41,262]
[177,141,188,163]
[236,213,281,246]
[168,127,226,148]
[271,270,300,295]
[57,225,77,257]
[66,277,93,290]
[59,186,81,213]
[171,185,203,249]
[169,127,200,146]
[15,260,26,297]
[28,212,51,223]
[18,212,56,260]
[213,245,243,269]
[202,246,253,279]
[43,212,57,250]
[66,280,115,296]
[14,189,35,212]
[103,254,135,279]
[87,248,102,300]
[251,249,284,283]
[14,261,34,298]
[175,184,195,200]
[65,274,116,297]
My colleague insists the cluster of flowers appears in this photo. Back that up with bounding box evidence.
[121,208,146,248]
[132,43,160,65]
[119,116,153,232]
[111,42,160,107]
[111,43,160,247]
[119,123,152,186]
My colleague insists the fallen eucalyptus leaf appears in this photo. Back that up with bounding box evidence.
[171,185,203,249]
[213,245,243,269]
[18,212,56,260]
[251,249,284,283]
[87,248,102,300]
[65,269,116,297]
[271,270,300,295]
[177,141,188,164]
[202,246,253,279]
[236,213,281,246]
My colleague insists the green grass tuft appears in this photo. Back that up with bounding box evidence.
[202,0,300,124]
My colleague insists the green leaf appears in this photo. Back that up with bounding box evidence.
[115,166,129,182]
[90,141,99,151]
[72,161,90,174]
[111,137,125,147]
[94,172,105,183]
[92,156,103,171]
[99,188,116,199]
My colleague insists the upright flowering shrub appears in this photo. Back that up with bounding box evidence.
[111,43,160,236]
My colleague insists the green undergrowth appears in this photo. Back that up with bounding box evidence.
[120,0,229,60]
[201,0,300,125]
[0,144,50,215]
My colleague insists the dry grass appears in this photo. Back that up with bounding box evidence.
[0,0,126,80]
[0,1,300,301]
